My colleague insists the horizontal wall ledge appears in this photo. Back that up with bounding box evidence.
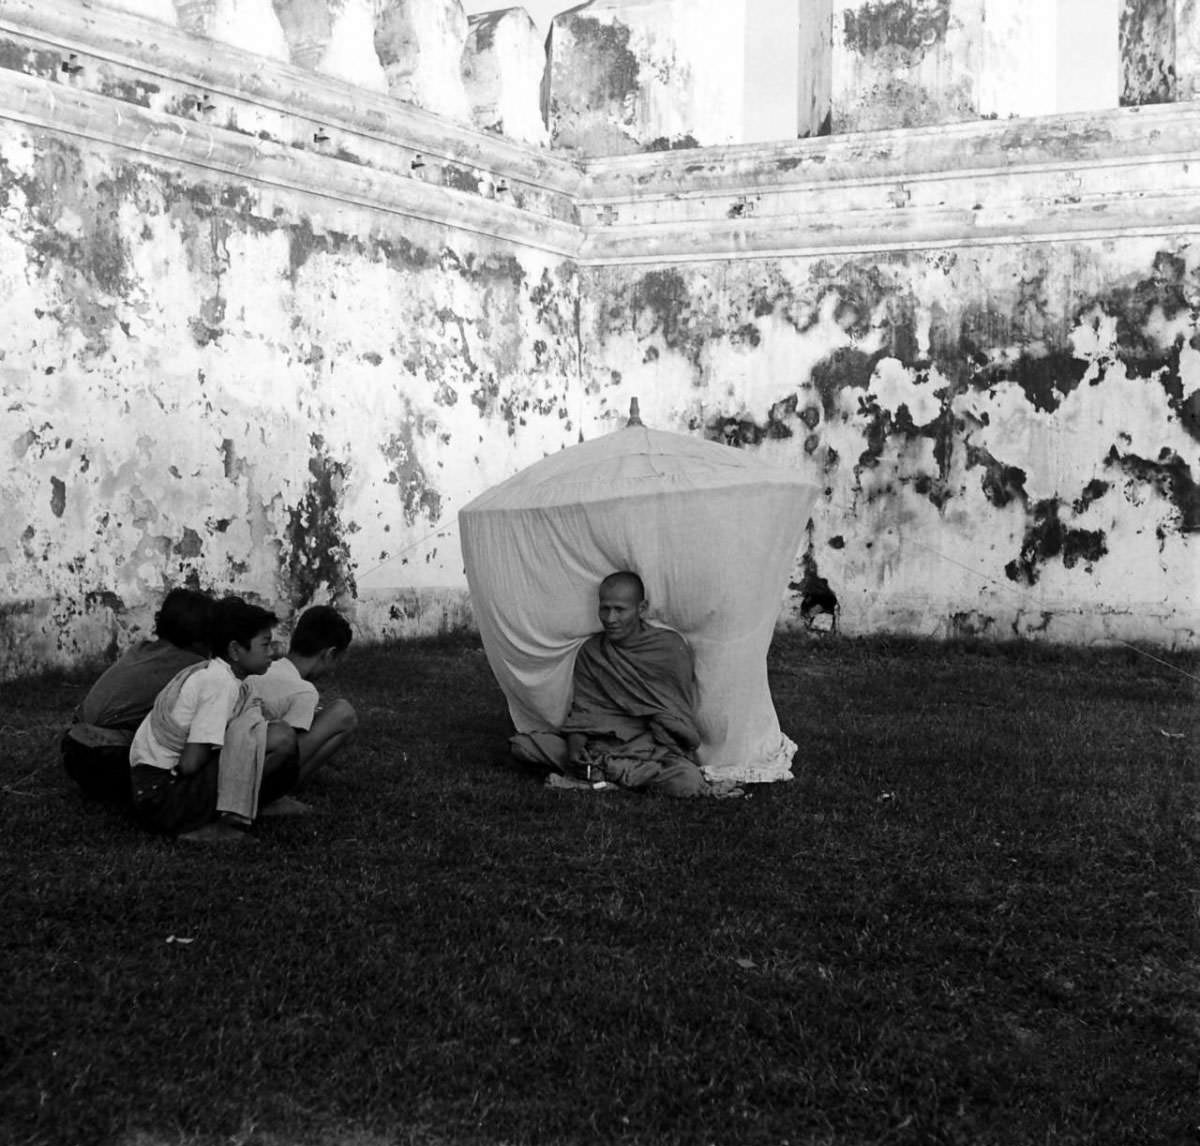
[0,0,583,226]
[0,66,583,258]
[575,104,1200,264]
[580,102,1200,198]
[5,0,1200,267]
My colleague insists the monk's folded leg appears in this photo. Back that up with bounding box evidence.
[600,752,708,797]
[646,758,709,798]
[510,731,569,771]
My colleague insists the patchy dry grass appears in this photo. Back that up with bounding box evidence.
[1,634,1197,1146]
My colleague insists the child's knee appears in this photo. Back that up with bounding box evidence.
[328,699,358,736]
[266,720,299,762]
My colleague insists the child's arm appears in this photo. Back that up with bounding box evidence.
[174,742,217,777]
[174,672,238,776]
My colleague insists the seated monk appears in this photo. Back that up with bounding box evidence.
[512,571,739,798]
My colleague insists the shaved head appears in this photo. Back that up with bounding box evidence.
[597,571,647,644]
[599,571,645,602]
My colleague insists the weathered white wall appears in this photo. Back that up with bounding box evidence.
[1,0,1198,679]
[0,0,581,676]
[580,242,1199,645]
[576,113,1200,648]
[463,8,549,145]
[546,0,759,153]
[832,0,983,132]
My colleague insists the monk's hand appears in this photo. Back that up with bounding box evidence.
[566,734,589,767]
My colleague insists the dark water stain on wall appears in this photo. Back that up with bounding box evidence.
[174,528,203,559]
[1119,0,1177,106]
[947,611,996,639]
[1005,498,1109,584]
[810,347,881,418]
[966,445,1029,509]
[12,141,139,354]
[442,164,482,195]
[842,0,951,58]
[788,523,839,620]
[282,435,356,607]
[1090,251,1196,409]
[628,268,710,367]
[643,134,700,153]
[1107,446,1200,531]
[381,421,443,527]
[700,395,798,447]
[1073,479,1111,514]
[975,348,1090,415]
[0,38,61,81]
[560,16,640,103]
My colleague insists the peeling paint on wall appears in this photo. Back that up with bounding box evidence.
[833,0,979,132]
[0,111,581,677]
[1120,0,1177,106]
[842,0,952,59]
[583,237,1199,645]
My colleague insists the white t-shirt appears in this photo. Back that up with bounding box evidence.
[245,657,319,731]
[129,659,242,771]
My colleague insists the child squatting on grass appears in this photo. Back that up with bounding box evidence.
[128,597,301,844]
[61,587,215,803]
[245,604,359,801]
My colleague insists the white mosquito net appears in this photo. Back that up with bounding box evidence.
[458,418,820,783]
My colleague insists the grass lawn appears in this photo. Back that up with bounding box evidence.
[1,633,1197,1146]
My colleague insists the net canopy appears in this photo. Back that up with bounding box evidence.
[458,420,820,783]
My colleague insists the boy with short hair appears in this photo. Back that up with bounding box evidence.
[129,597,299,843]
[247,604,358,790]
[62,587,214,802]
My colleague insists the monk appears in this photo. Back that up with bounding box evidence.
[512,571,739,798]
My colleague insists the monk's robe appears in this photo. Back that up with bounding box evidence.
[513,625,709,798]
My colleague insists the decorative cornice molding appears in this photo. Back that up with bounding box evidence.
[0,67,584,257]
[2,0,1200,267]
[580,102,1200,195]
[575,103,1200,265]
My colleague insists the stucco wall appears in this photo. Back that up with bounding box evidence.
[580,242,1200,645]
[1,1,1199,679]
[0,4,582,677]
[0,123,580,675]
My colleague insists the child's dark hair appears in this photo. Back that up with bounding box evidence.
[154,588,213,649]
[290,605,353,657]
[210,596,277,659]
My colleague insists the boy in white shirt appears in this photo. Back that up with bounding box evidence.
[129,597,300,842]
[248,604,358,791]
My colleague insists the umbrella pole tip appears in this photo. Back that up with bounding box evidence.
[627,397,644,427]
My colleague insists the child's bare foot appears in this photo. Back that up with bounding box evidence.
[259,795,312,818]
[178,821,257,844]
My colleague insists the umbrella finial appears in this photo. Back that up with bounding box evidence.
[627,397,644,427]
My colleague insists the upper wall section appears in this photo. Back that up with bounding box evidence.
[1121,0,1200,106]
[0,0,586,676]
[545,0,1200,155]
[575,100,1200,266]
[12,1,1200,160]
[0,0,581,249]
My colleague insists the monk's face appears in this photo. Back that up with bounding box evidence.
[598,581,646,644]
